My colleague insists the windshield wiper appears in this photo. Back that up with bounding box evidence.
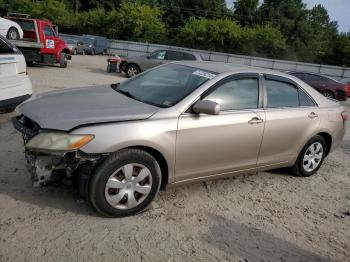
[111,84,136,100]
[117,89,136,99]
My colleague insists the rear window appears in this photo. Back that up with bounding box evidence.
[183,52,196,61]
[166,51,183,60]
[0,36,17,54]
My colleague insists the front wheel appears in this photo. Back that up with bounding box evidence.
[59,52,67,68]
[291,135,326,177]
[89,149,161,217]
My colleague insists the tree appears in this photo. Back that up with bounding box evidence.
[176,18,243,52]
[111,2,166,42]
[324,33,350,66]
[234,0,259,26]
[241,24,287,57]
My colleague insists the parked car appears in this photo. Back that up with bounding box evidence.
[121,49,203,77]
[12,62,346,217]
[287,71,347,101]
[340,79,350,97]
[81,34,108,55]
[65,39,87,55]
[0,16,23,40]
[0,35,32,113]
[6,14,71,68]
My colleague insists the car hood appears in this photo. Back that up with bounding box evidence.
[19,85,160,131]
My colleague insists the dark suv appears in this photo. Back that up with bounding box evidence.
[287,71,347,101]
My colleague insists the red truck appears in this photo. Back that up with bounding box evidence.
[6,14,71,68]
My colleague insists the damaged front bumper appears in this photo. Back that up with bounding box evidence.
[12,115,106,194]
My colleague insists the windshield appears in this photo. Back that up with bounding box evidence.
[117,63,217,108]
[66,39,76,44]
[83,38,94,45]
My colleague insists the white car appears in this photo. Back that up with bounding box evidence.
[0,17,23,40]
[0,35,32,113]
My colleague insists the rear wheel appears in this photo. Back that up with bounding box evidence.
[126,64,140,77]
[7,27,20,40]
[322,90,335,99]
[291,135,326,177]
[59,52,67,68]
[89,149,161,217]
[91,49,95,55]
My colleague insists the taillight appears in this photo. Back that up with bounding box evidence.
[341,111,348,122]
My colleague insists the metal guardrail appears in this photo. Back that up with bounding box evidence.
[60,33,350,80]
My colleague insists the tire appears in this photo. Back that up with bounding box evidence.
[89,149,161,217]
[73,49,77,55]
[291,135,327,177]
[59,52,67,68]
[126,64,140,78]
[91,49,95,56]
[6,27,20,40]
[322,90,335,99]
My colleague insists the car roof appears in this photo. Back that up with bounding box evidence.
[173,61,290,76]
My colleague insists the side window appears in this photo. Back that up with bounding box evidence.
[265,79,299,108]
[44,26,55,37]
[299,88,316,107]
[166,51,183,60]
[205,78,259,111]
[183,52,196,61]
[304,74,326,81]
[150,50,166,60]
[290,73,305,80]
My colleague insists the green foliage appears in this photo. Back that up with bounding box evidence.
[111,2,166,42]
[234,0,259,26]
[177,18,286,58]
[0,0,348,66]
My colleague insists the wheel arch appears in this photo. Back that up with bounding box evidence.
[123,145,169,190]
[317,132,332,156]
[126,62,141,72]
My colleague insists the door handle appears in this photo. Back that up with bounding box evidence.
[248,117,263,124]
[308,112,318,119]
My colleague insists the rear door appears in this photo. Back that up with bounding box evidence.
[258,74,320,168]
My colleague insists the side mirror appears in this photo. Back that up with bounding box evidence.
[193,100,220,115]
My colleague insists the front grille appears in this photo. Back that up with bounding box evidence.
[12,115,40,143]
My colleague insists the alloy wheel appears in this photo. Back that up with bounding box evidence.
[127,67,138,77]
[105,163,152,210]
[303,142,324,172]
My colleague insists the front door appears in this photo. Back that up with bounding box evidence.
[41,24,57,56]
[142,50,168,71]
[175,74,265,182]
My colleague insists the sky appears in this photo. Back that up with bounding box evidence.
[226,0,350,32]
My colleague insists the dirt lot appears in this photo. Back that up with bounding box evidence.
[0,56,349,262]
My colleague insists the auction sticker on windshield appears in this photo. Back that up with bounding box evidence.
[192,70,216,79]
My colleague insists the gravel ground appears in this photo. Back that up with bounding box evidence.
[0,55,349,262]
